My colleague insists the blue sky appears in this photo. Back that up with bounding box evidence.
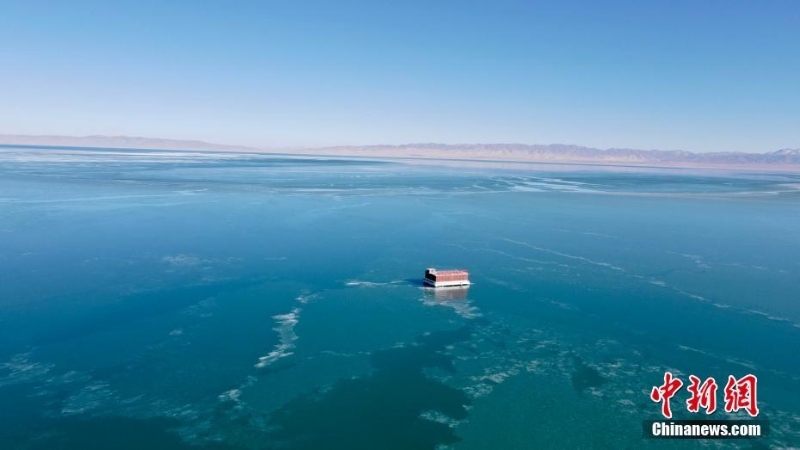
[0,1,798,152]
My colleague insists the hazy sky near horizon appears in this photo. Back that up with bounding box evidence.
[1,1,798,152]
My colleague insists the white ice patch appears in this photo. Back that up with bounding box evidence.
[557,229,618,239]
[671,252,711,269]
[677,345,760,371]
[419,410,460,428]
[255,307,301,368]
[61,381,116,415]
[472,367,520,384]
[673,288,707,302]
[263,256,288,261]
[218,388,242,403]
[162,254,203,267]
[462,383,494,398]
[744,309,798,326]
[296,292,320,304]
[510,185,543,192]
[182,297,217,318]
[0,353,54,387]
[173,189,208,195]
[502,238,626,272]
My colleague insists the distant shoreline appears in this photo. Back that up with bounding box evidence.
[1,135,799,173]
[275,148,800,173]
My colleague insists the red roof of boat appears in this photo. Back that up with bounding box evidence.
[434,270,469,276]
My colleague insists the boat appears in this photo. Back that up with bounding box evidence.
[423,268,471,288]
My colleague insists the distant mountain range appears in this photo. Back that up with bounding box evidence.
[1,134,799,170]
[310,143,800,167]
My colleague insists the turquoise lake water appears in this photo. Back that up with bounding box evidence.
[1,145,799,449]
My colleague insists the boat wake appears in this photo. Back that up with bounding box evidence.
[344,279,406,287]
[419,288,481,320]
